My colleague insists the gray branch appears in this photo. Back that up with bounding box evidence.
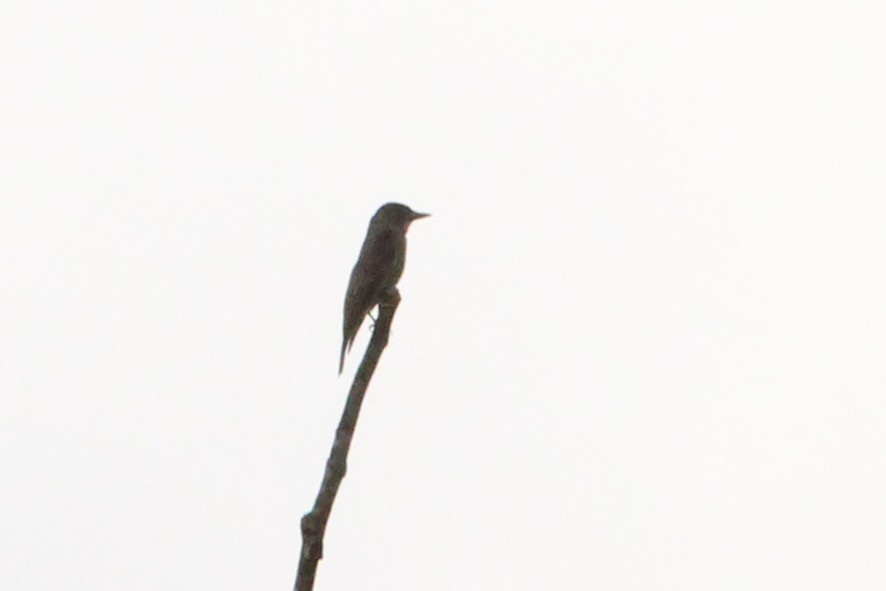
[294,288,401,591]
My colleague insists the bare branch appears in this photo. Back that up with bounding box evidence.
[294,288,402,591]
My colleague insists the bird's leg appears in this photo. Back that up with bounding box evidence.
[369,290,400,332]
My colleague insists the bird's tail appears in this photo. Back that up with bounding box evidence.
[338,339,347,375]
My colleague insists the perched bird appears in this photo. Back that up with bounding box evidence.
[339,203,429,374]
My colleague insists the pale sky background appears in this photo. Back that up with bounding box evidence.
[2,2,885,590]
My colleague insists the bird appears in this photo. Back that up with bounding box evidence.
[339,202,429,374]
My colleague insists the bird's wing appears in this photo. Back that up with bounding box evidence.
[340,228,399,371]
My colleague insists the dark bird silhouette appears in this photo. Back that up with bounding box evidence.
[339,203,429,374]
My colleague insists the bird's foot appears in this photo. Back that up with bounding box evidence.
[380,288,401,308]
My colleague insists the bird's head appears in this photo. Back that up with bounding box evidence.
[372,202,430,232]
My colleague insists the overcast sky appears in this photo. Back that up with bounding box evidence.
[2,2,885,590]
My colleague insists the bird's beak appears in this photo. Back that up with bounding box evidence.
[410,211,430,221]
